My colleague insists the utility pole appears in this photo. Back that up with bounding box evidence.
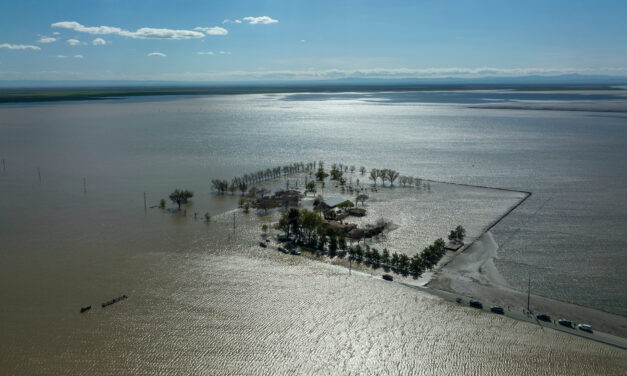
[37,167,41,184]
[349,256,352,276]
[527,275,531,314]
[143,192,147,210]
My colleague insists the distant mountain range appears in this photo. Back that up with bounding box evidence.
[1,74,626,89]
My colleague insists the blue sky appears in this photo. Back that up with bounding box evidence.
[1,0,626,81]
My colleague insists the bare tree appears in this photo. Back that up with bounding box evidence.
[387,170,399,186]
[369,169,378,186]
[169,189,194,209]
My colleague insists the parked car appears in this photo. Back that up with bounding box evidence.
[578,324,593,333]
[536,313,551,322]
[558,319,573,328]
[259,242,267,248]
[469,300,483,309]
[382,274,393,281]
[490,306,504,314]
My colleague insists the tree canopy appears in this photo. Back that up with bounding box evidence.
[169,189,194,209]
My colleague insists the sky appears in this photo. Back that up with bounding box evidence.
[1,0,626,82]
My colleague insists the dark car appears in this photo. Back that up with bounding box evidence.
[536,313,551,322]
[490,306,504,315]
[558,319,573,328]
[382,274,393,281]
[259,242,267,248]
[469,300,483,309]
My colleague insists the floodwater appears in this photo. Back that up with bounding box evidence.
[1,90,626,374]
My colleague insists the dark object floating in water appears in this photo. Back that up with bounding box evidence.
[490,306,504,314]
[80,305,91,313]
[469,300,483,309]
[259,242,267,248]
[102,295,128,308]
[536,313,551,322]
[382,274,393,281]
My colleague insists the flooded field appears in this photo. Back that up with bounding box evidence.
[1,93,627,374]
[2,209,626,375]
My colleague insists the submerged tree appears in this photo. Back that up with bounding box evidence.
[305,180,316,194]
[356,193,369,206]
[387,170,400,186]
[369,169,379,186]
[169,189,194,210]
[315,167,329,181]
[448,225,467,242]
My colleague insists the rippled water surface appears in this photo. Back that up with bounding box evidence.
[1,91,626,374]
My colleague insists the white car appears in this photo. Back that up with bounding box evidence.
[577,324,593,333]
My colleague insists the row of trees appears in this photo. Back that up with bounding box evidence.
[212,162,315,194]
[369,168,400,186]
[368,168,422,188]
[273,207,460,279]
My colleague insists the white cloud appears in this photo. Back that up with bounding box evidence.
[74,54,83,59]
[56,54,67,58]
[243,16,278,24]
[38,36,56,43]
[194,26,228,35]
[92,38,107,46]
[219,51,231,55]
[67,39,80,46]
[300,40,306,43]
[235,20,242,24]
[0,43,41,50]
[148,52,166,57]
[52,31,60,35]
[52,21,204,40]
[197,51,214,55]
[223,19,242,24]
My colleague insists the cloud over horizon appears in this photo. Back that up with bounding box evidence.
[92,38,107,46]
[194,26,228,35]
[52,21,205,40]
[38,36,56,43]
[242,16,278,24]
[0,43,41,50]
[148,52,166,57]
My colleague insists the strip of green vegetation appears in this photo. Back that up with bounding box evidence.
[1,83,621,103]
